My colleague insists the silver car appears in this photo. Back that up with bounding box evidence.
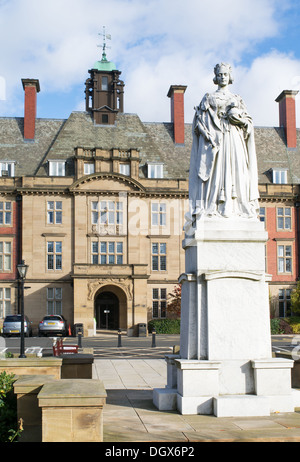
[38,315,68,337]
[2,314,33,337]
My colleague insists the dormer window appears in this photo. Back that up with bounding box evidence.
[84,162,95,175]
[0,162,15,177]
[272,169,287,184]
[119,163,130,176]
[147,163,164,179]
[49,161,66,177]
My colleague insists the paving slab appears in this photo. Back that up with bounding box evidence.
[93,358,300,443]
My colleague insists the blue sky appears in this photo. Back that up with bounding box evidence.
[0,0,300,127]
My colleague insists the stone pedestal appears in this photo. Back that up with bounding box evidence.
[154,217,300,416]
[38,379,106,442]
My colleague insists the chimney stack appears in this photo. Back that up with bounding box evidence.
[275,90,298,148]
[167,85,187,145]
[22,79,40,141]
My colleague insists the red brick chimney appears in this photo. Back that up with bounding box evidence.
[275,90,299,148]
[22,79,40,141]
[167,85,187,145]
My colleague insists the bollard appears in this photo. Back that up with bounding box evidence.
[151,329,156,348]
[117,329,122,347]
[78,332,82,349]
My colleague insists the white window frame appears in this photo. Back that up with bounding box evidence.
[151,243,167,272]
[0,288,11,318]
[47,201,62,225]
[91,201,123,226]
[151,202,167,227]
[47,241,62,271]
[0,201,12,226]
[277,244,293,274]
[47,287,62,315]
[119,163,130,176]
[84,162,95,175]
[272,169,287,185]
[0,162,15,177]
[277,207,292,231]
[0,241,12,272]
[48,161,66,177]
[91,241,124,265]
[147,163,164,179]
[152,288,167,318]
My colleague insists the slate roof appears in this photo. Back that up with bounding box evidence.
[0,110,299,186]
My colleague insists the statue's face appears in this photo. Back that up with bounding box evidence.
[216,66,230,87]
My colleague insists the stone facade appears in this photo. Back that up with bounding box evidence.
[0,58,299,335]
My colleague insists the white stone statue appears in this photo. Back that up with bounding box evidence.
[188,63,259,220]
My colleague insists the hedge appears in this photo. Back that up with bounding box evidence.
[148,319,181,334]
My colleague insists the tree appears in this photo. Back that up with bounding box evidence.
[291,281,300,315]
[167,284,181,319]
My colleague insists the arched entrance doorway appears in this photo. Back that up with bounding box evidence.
[95,292,119,330]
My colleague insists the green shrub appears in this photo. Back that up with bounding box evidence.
[270,318,283,334]
[148,319,180,334]
[284,317,300,334]
[0,371,22,442]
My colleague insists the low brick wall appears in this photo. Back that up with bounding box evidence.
[14,375,56,442]
[61,354,93,379]
[0,357,62,379]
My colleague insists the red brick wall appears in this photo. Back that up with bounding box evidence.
[266,206,297,282]
[0,201,18,281]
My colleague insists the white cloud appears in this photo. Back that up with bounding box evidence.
[0,0,299,127]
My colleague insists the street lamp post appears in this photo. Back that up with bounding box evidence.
[17,260,29,359]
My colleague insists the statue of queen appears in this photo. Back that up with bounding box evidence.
[188,63,259,220]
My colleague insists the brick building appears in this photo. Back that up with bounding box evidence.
[0,53,299,335]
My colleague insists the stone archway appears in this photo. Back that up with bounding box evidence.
[93,284,128,330]
[95,291,119,330]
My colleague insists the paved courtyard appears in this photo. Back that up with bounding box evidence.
[93,358,300,442]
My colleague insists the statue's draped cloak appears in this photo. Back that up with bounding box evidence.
[189,92,259,218]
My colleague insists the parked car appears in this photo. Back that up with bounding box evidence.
[38,315,68,337]
[2,314,33,337]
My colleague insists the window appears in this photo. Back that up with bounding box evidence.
[272,169,287,184]
[47,241,62,271]
[0,242,12,272]
[0,288,11,318]
[49,161,65,177]
[101,76,108,91]
[92,241,123,265]
[92,201,123,226]
[152,243,167,271]
[47,201,62,225]
[84,162,95,175]
[277,207,292,230]
[0,162,15,177]
[47,288,62,315]
[152,288,167,318]
[278,244,292,274]
[147,163,164,179]
[0,201,12,225]
[119,163,130,176]
[279,289,292,317]
[152,203,166,227]
[259,207,266,228]
[102,114,109,124]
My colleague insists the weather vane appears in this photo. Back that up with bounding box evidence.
[98,26,111,62]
